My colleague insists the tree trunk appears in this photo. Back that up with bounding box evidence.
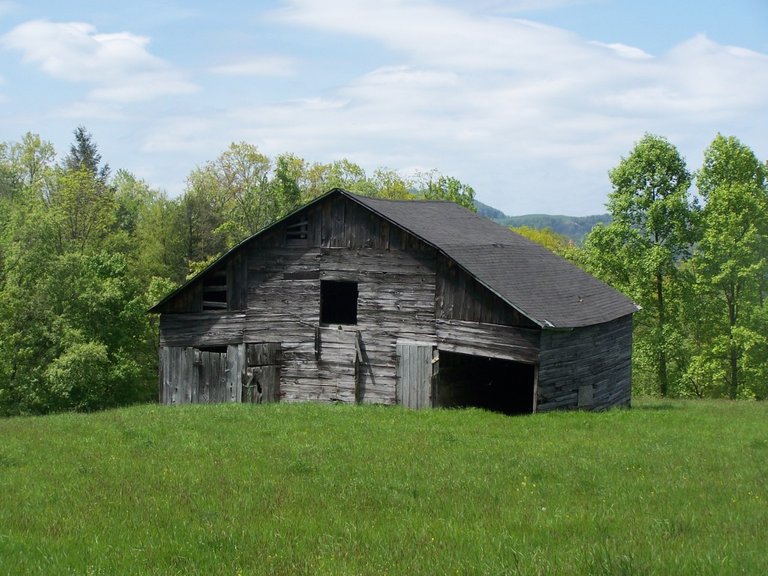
[729,344,738,399]
[727,287,738,399]
[656,271,669,397]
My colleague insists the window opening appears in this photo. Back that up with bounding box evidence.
[320,280,358,325]
[202,268,227,310]
[286,219,309,244]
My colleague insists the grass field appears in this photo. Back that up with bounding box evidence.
[0,399,766,575]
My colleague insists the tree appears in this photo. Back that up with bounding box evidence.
[583,134,697,396]
[303,158,377,199]
[0,130,158,414]
[416,170,476,211]
[272,152,307,213]
[370,168,414,200]
[688,135,768,398]
[184,142,276,259]
[64,126,110,183]
[4,132,55,193]
[511,226,579,262]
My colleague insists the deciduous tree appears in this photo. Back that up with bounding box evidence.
[584,134,697,396]
[688,135,768,398]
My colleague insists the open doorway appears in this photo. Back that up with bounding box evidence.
[435,351,535,415]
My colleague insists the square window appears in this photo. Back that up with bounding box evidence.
[320,280,358,325]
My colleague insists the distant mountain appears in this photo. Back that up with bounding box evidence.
[475,200,610,244]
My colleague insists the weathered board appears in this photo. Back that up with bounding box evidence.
[159,312,246,348]
[537,315,633,411]
[435,318,540,364]
[396,342,434,409]
[159,344,246,405]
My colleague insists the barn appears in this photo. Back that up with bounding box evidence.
[150,188,638,413]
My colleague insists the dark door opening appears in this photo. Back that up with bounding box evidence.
[435,351,535,415]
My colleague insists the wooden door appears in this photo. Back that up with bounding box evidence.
[198,349,227,403]
[159,345,243,404]
[396,342,434,409]
[243,343,282,403]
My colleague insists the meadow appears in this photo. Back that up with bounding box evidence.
[0,399,766,575]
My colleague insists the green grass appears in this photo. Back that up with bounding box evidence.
[1,399,766,575]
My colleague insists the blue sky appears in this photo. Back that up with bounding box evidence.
[1,0,766,215]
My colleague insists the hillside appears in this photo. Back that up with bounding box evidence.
[475,200,610,244]
[1,400,766,575]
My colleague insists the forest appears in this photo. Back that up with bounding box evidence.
[0,128,765,415]
[0,128,474,415]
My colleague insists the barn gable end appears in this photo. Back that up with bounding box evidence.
[152,188,637,413]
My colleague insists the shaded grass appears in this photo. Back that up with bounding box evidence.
[1,398,766,575]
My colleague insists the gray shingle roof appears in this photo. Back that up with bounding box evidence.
[348,192,638,328]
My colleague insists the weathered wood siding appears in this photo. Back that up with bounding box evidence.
[434,254,542,373]
[536,315,633,412]
[237,195,438,405]
[159,312,246,347]
[436,256,537,328]
[159,344,245,404]
[435,318,540,364]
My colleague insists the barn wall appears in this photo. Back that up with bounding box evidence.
[436,256,537,328]
[242,195,438,405]
[159,312,246,347]
[435,319,539,364]
[536,315,633,412]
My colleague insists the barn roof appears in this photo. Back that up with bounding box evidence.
[348,192,638,328]
[152,188,638,328]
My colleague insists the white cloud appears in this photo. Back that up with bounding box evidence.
[591,41,653,60]
[1,20,197,103]
[256,0,768,213]
[210,55,298,77]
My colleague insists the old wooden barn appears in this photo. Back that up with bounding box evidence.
[151,188,638,413]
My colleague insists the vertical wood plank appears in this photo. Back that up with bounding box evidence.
[397,342,434,409]
[227,344,245,402]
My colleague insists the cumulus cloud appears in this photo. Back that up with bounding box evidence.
[1,20,197,102]
[250,0,768,213]
[123,0,768,213]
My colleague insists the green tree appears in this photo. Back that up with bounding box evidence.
[5,132,55,194]
[0,130,159,414]
[416,170,476,211]
[688,135,768,398]
[370,168,414,200]
[184,142,276,258]
[272,152,307,213]
[584,134,697,396]
[64,126,110,183]
[511,226,579,262]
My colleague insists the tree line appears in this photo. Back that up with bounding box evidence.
[514,134,768,400]
[0,128,475,415]
[1,128,764,414]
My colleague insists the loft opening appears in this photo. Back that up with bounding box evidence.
[435,351,535,415]
[320,280,358,325]
[286,218,309,245]
[202,267,227,310]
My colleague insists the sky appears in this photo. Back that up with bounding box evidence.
[1,1,767,216]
